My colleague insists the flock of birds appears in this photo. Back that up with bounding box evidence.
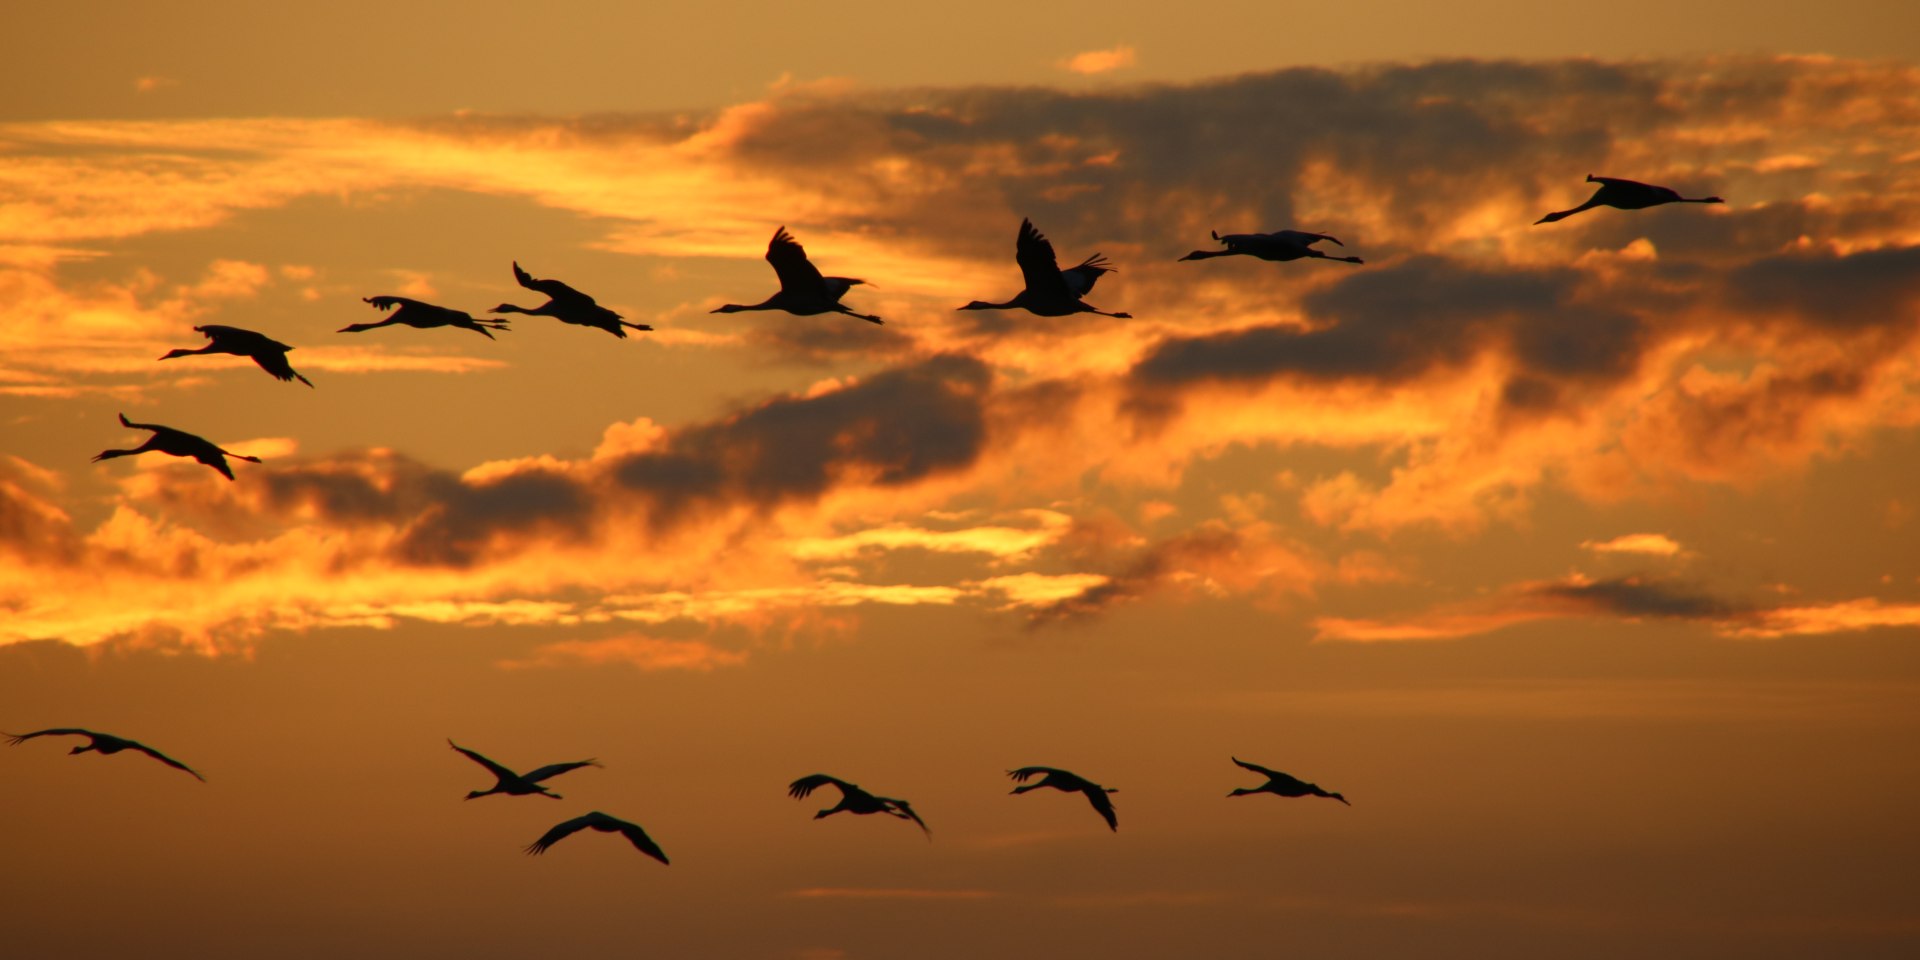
[6,728,1348,864]
[90,174,1722,478]
[47,174,1723,860]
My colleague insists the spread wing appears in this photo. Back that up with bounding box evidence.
[448,740,519,782]
[524,814,596,855]
[363,296,429,312]
[1082,786,1118,831]
[1060,254,1114,296]
[887,798,931,838]
[1015,218,1072,301]
[4,728,97,745]
[128,741,207,782]
[116,412,168,434]
[512,262,594,305]
[788,773,853,800]
[1273,230,1342,247]
[1586,175,1654,190]
[522,759,601,784]
[1007,766,1062,783]
[1231,756,1285,780]
[613,818,670,865]
[766,227,828,295]
[196,325,292,352]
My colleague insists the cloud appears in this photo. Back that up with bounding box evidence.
[1581,533,1686,557]
[1060,46,1138,76]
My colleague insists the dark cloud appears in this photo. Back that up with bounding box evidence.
[611,353,991,524]
[1533,576,1745,621]
[1727,245,1920,331]
[0,463,78,564]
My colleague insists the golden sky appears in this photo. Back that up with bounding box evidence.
[4,4,1920,958]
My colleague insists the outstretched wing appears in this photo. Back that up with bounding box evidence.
[1273,230,1342,247]
[4,728,97,746]
[196,324,293,352]
[1015,219,1072,301]
[128,741,207,782]
[766,227,828,295]
[522,759,601,784]
[448,740,520,782]
[116,412,167,434]
[1231,756,1285,780]
[887,798,931,838]
[613,818,670,865]
[525,814,596,855]
[363,296,428,312]
[788,773,853,800]
[1060,254,1115,297]
[1082,785,1118,831]
[1586,175,1655,190]
[512,262,593,305]
[1007,766,1062,783]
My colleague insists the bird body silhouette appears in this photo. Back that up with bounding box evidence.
[1535,174,1724,224]
[1179,229,1363,264]
[93,413,261,480]
[447,739,600,800]
[1228,757,1348,805]
[960,218,1131,318]
[6,728,206,781]
[344,297,510,339]
[525,811,669,863]
[493,262,651,337]
[159,325,313,386]
[711,227,882,324]
[788,773,930,837]
[1008,766,1119,831]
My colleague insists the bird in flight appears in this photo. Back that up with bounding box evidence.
[710,226,883,324]
[1535,174,1725,224]
[788,773,930,838]
[1179,229,1363,265]
[93,413,261,480]
[159,325,314,387]
[959,218,1131,319]
[344,297,511,339]
[447,739,601,800]
[493,262,652,337]
[5,728,206,781]
[524,811,669,864]
[1227,757,1348,805]
[1007,766,1119,831]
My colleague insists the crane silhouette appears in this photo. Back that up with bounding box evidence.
[1228,757,1348,805]
[447,739,600,800]
[524,811,669,864]
[788,773,930,837]
[711,226,882,324]
[959,218,1131,319]
[343,297,510,338]
[1007,766,1119,831]
[1179,230,1363,265]
[1535,174,1724,224]
[492,262,651,337]
[6,728,206,781]
[159,325,314,387]
[93,413,261,480]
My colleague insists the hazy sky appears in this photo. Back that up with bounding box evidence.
[4,4,1920,959]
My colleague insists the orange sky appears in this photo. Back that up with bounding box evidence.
[4,5,1920,958]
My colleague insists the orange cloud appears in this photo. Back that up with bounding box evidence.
[1581,533,1686,556]
[1060,46,1138,76]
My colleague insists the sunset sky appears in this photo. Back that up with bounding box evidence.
[4,4,1920,958]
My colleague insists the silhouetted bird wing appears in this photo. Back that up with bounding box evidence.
[522,759,601,784]
[363,296,432,312]
[1060,254,1114,296]
[611,818,670,865]
[889,799,931,837]
[788,773,856,800]
[1586,175,1658,191]
[1274,230,1342,247]
[1007,766,1063,783]
[1231,756,1287,780]
[1015,219,1073,301]
[525,813,597,855]
[448,740,520,782]
[512,262,596,305]
[1082,785,1118,831]
[117,412,168,434]
[765,227,829,296]
[127,740,207,781]
[4,728,99,746]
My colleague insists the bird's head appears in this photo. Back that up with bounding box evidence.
[487,304,514,315]
[1176,251,1208,261]
[67,745,88,755]
[158,348,195,360]
[1533,211,1570,225]
[711,304,747,314]
[463,790,489,801]
[957,301,996,311]
[1703,196,1726,204]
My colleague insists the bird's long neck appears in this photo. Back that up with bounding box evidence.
[160,345,215,359]
[713,298,780,314]
[959,298,1020,311]
[490,303,540,315]
[1178,249,1236,261]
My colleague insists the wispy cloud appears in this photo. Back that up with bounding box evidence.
[1581,533,1686,556]
[1060,46,1138,76]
